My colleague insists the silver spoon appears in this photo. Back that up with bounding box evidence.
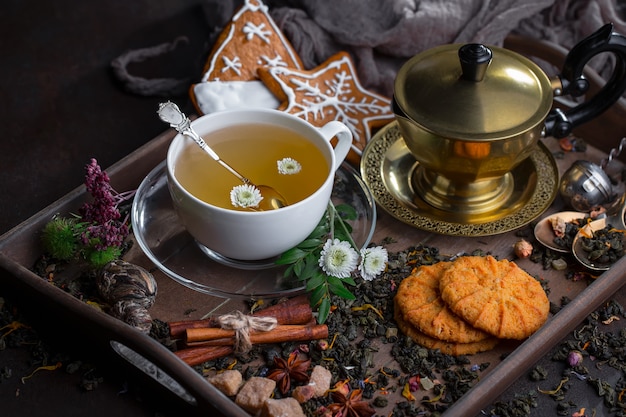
[559,137,626,211]
[157,102,287,211]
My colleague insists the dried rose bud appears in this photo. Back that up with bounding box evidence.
[408,375,420,392]
[567,350,583,367]
[514,239,533,258]
[316,340,330,351]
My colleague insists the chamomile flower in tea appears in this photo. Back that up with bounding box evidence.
[277,157,302,175]
[359,246,389,280]
[319,238,359,278]
[230,184,263,208]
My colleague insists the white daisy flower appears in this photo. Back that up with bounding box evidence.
[318,238,359,278]
[359,246,388,281]
[277,157,302,175]
[230,184,263,208]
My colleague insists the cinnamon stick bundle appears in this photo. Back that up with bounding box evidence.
[186,323,328,346]
[175,324,328,366]
[168,295,325,366]
[168,294,312,339]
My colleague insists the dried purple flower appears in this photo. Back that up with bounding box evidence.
[567,350,584,367]
[79,158,135,251]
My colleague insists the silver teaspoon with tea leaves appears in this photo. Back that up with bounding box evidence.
[157,102,287,211]
[571,193,626,271]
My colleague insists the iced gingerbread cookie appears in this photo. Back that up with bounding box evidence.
[190,0,303,115]
[258,51,395,165]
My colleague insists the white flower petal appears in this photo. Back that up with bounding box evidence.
[359,246,388,281]
[318,238,358,278]
[230,184,263,208]
[277,157,302,175]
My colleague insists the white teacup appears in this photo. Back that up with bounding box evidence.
[166,109,353,261]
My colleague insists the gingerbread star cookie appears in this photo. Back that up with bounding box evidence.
[258,51,395,165]
[190,0,303,115]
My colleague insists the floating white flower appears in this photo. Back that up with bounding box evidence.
[277,157,302,175]
[318,238,359,278]
[230,184,263,208]
[358,246,388,281]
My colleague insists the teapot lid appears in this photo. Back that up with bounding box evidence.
[394,43,554,140]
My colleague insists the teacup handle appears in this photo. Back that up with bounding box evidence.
[317,121,353,172]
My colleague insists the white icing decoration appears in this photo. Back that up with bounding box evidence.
[261,54,288,68]
[202,25,236,82]
[267,54,393,149]
[221,56,242,76]
[193,80,280,114]
[200,0,302,83]
[233,0,268,19]
[242,22,272,43]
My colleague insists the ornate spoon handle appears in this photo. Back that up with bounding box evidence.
[157,102,250,183]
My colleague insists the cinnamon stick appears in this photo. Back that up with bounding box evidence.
[186,323,328,345]
[168,295,312,339]
[175,346,234,366]
[175,324,328,366]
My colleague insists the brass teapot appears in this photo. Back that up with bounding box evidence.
[393,24,626,215]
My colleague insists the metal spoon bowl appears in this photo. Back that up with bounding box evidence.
[533,210,588,253]
[571,194,626,271]
[157,102,287,211]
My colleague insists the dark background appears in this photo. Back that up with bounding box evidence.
[0,1,214,415]
[0,0,214,235]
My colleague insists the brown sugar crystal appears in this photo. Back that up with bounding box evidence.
[235,376,276,414]
[206,369,243,397]
[261,397,306,417]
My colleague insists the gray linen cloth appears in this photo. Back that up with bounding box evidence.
[111,0,626,97]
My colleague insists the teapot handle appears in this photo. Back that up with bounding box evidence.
[544,23,626,138]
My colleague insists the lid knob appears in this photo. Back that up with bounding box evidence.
[458,44,492,82]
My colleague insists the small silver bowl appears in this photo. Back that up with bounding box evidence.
[559,160,615,212]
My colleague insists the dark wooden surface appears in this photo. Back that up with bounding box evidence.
[0,1,210,415]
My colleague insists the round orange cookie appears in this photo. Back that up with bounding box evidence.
[439,256,550,340]
[394,301,499,356]
[395,262,492,343]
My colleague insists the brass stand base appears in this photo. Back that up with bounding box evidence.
[413,167,514,214]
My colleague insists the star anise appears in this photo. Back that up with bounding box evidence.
[327,386,376,417]
[266,351,311,394]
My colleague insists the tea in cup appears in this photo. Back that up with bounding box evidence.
[166,108,353,261]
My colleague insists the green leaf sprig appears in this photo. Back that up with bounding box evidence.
[276,202,359,324]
